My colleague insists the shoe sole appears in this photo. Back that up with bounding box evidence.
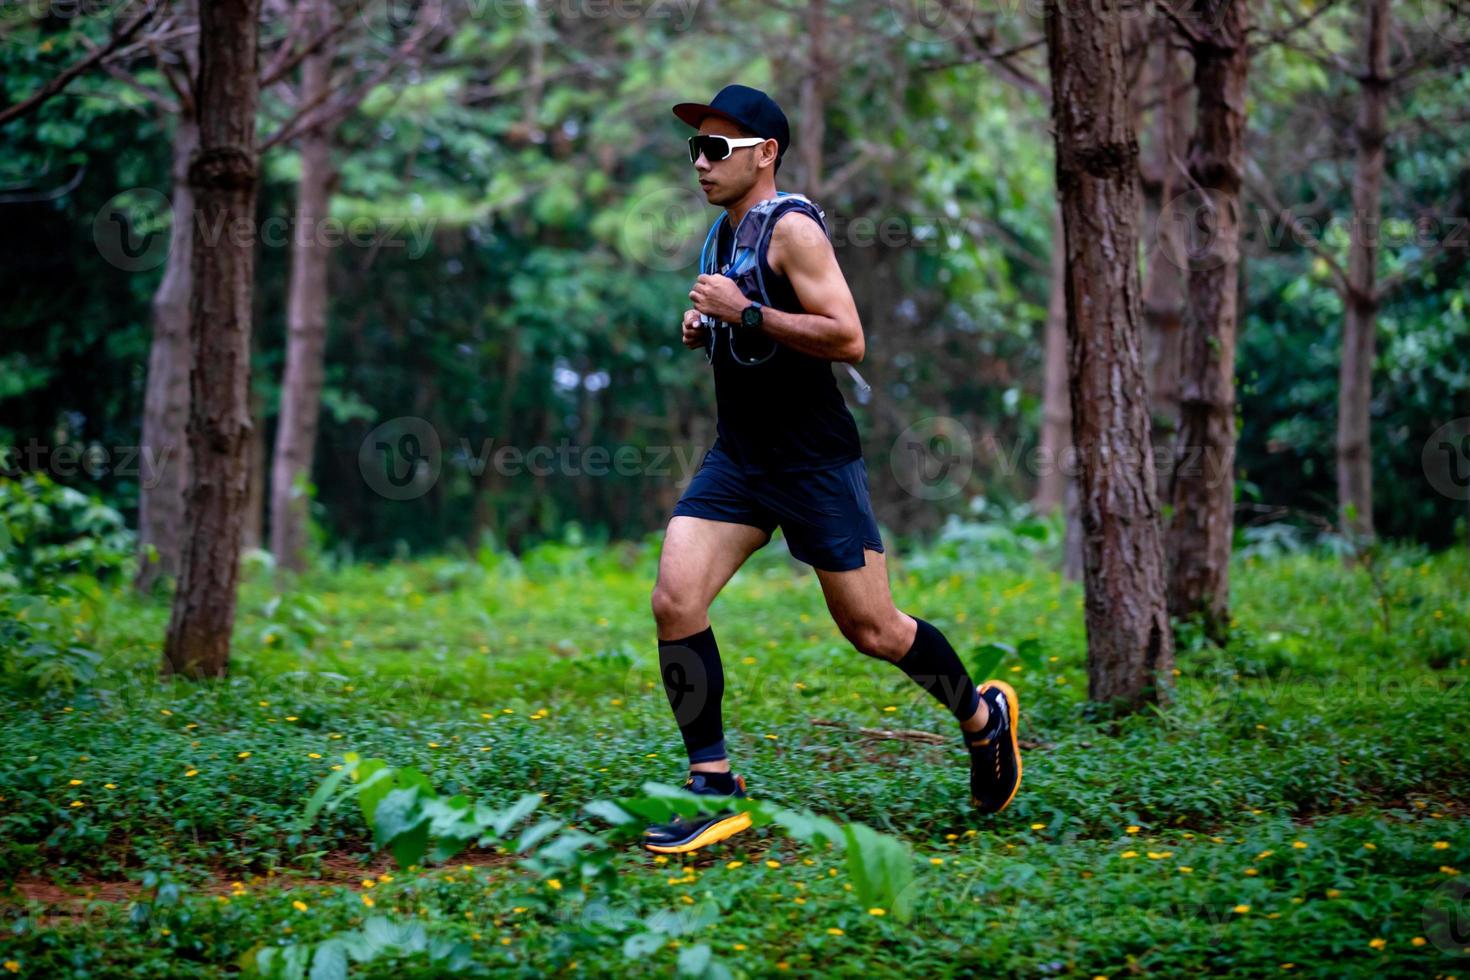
[642,811,753,854]
[971,679,1022,814]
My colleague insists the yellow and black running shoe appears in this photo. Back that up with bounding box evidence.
[966,680,1021,814]
[641,773,752,854]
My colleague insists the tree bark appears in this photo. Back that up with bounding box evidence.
[1141,29,1190,443]
[1165,0,1248,642]
[1034,209,1070,515]
[797,0,828,192]
[135,115,198,593]
[1336,0,1391,543]
[242,382,266,551]
[162,0,262,679]
[1045,0,1174,709]
[269,4,335,575]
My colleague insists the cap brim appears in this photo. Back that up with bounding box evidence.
[672,102,745,131]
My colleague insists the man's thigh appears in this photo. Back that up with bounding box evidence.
[813,547,898,626]
[813,547,916,660]
[653,516,771,638]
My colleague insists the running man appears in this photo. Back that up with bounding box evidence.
[642,84,1021,854]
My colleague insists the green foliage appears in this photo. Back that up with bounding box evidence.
[0,473,134,591]
[0,543,1465,976]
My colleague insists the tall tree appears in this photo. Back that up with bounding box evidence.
[135,4,199,593]
[1044,0,1174,708]
[1165,0,1250,641]
[1034,209,1070,516]
[269,0,335,574]
[135,121,199,591]
[1140,25,1192,443]
[266,0,441,574]
[1336,0,1391,543]
[134,0,330,589]
[161,0,262,678]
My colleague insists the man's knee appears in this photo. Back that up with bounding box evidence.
[651,582,706,637]
[836,611,906,662]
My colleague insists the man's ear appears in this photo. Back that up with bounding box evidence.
[759,138,778,171]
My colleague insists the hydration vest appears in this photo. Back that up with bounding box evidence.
[697,192,870,393]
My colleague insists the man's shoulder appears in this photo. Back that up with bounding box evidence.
[768,203,831,265]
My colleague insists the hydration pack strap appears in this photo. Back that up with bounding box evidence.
[697,193,871,396]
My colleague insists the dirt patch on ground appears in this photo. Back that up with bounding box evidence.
[0,846,522,923]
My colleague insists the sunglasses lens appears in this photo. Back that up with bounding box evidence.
[688,135,728,164]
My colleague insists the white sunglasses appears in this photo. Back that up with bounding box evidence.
[687,134,768,164]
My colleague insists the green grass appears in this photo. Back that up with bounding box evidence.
[1,536,1468,977]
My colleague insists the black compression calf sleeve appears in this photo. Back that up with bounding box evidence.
[658,625,727,764]
[895,617,981,723]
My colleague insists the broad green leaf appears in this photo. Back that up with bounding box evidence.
[353,761,392,830]
[489,793,542,836]
[372,788,424,849]
[970,642,1012,682]
[308,941,348,980]
[297,760,356,831]
[582,799,633,825]
[515,817,564,853]
[677,943,712,976]
[622,931,664,958]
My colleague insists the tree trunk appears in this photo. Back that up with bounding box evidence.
[1045,0,1174,709]
[1164,0,1248,642]
[135,116,198,593]
[1035,209,1070,515]
[797,0,828,192]
[1336,0,1390,543]
[162,0,261,679]
[242,382,266,551]
[1142,30,1190,443]
[269,13,335,575]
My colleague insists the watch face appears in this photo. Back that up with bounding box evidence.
[742,305,761,329]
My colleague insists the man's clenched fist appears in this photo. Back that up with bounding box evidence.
[681,309,707,350]
[688,273,749,324]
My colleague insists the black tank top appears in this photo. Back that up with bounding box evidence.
[708,203,863,474]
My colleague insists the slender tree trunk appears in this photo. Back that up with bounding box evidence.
[1036,209,1085,582]
[1142,30,1190,443]
[798,0,828,192]
[1336,0,1391,543]
[162,0,262,679]
[1165,0,1248,642]
[242,383,266,551]
[1035,209,1070,515]
[1045,0,1174,709]
[269,15,335,575]
[135,117,198,593]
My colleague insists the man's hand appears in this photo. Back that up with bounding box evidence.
[681,308,708,350]
[688,274,749,325]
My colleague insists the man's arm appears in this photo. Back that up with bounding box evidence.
[762,211,865,363]
[686,210,865,363]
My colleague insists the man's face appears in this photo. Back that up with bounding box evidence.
[693,117,775,206]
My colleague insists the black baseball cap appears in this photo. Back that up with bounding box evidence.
[672,84,789,171]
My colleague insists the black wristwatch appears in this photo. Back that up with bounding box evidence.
[740,302,764,330]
